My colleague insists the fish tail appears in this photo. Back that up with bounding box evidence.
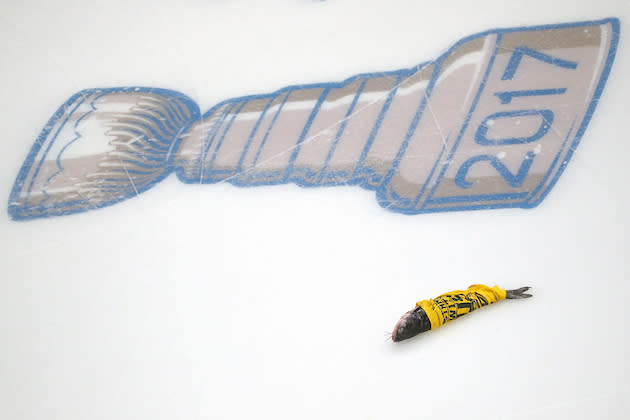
[505,287,532,299]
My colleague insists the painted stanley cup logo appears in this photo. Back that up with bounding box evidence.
[9,19,619,220]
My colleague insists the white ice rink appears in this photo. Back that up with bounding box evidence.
[1,1,629,419]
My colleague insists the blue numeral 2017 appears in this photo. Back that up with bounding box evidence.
[456,46,578,190]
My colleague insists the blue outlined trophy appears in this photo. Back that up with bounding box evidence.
[9,18,619,220]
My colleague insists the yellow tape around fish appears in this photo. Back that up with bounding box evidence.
[392,285,531,342]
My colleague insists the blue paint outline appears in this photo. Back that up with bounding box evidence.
[198,101,239,182]
[317,78,367,184]
[243,91,291,185]
[352,73,402,187]
[494,88,567,104]
[501,46,578,80]
[205,100,248,181]
[475,109,555,146]
[235,97,275,175]
[9,87,200,220]
[525,18,620,209]
[422,18,619,215]
[285,87,331,181]
[523,119,576,205]
[377,62,442,209]
[454,151,536,189]
[429,192,529,204]
[423,33,503,209]
[8,18,620,220]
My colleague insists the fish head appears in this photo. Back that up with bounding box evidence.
[391,306,432,342]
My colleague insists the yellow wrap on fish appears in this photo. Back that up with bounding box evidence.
[416,284,506,329]
[392,284,531,342]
